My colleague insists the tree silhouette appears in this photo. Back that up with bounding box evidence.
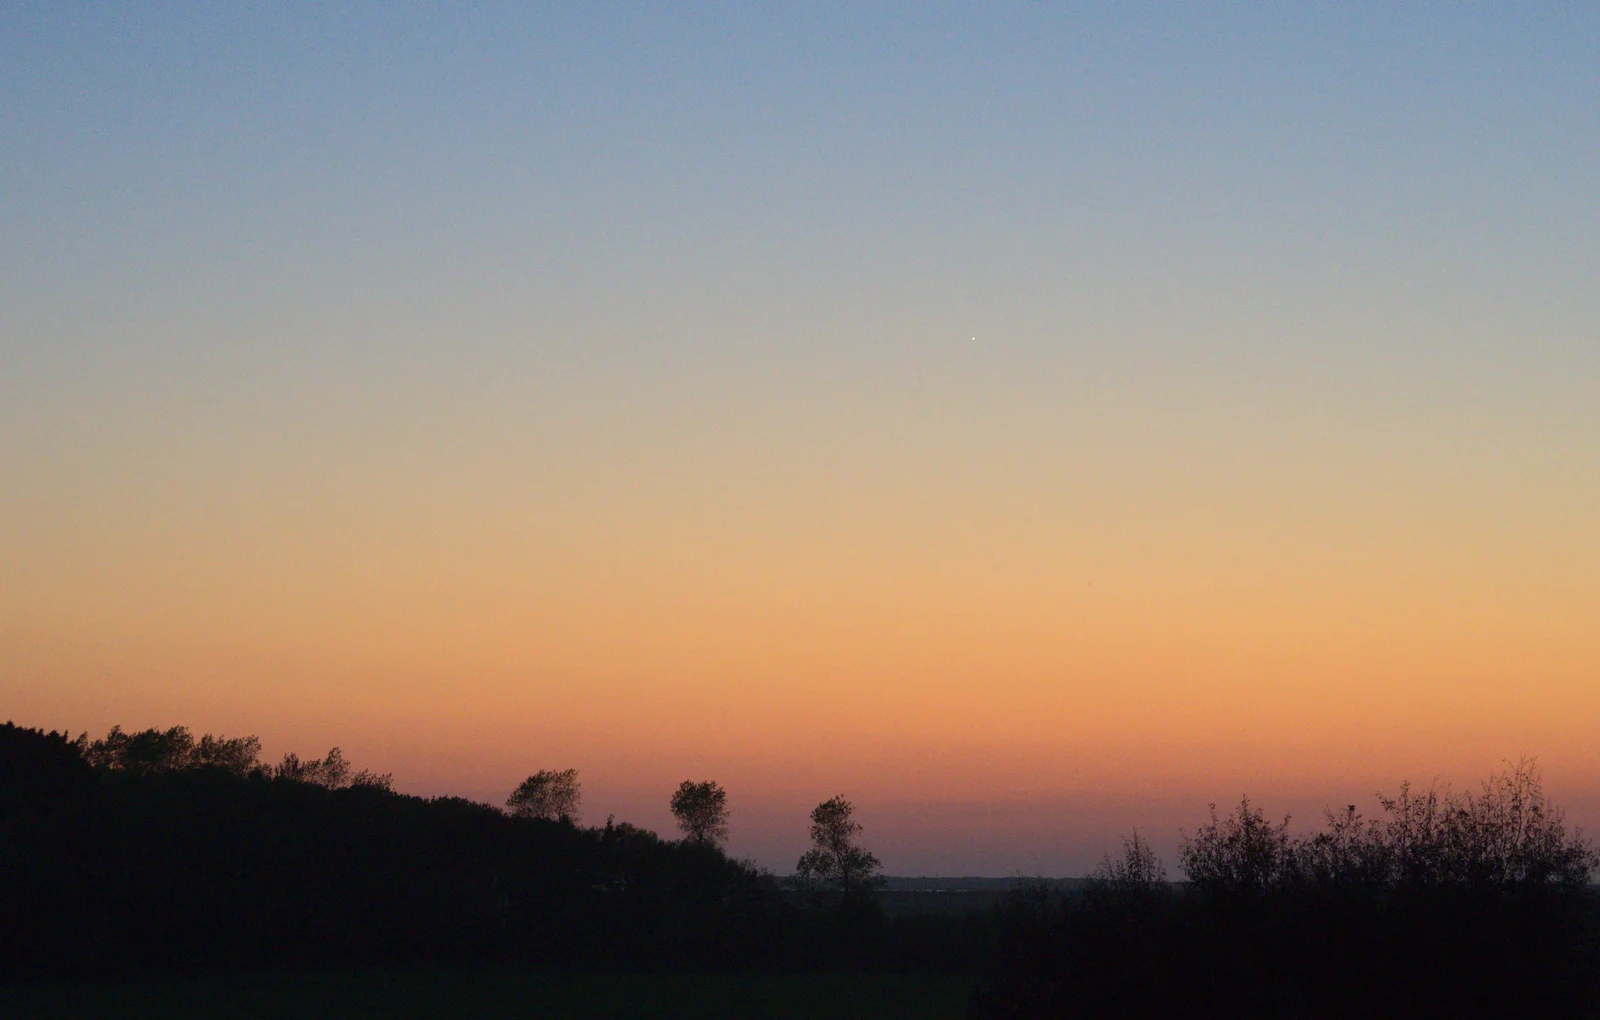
[79,725,263,777]
[275,747,351,786]
[796,795,882,897]
[271,747,391,790]
[193,732,263,775]
[670,780,730,846]
[506,768,581,821]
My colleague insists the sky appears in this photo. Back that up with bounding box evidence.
[3,3,1598,875]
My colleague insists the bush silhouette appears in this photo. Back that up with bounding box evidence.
[974,761,1600,1020]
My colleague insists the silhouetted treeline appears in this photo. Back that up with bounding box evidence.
[19,717,1588,1011]
[974,761,1600,1020]
[0,722,987,980]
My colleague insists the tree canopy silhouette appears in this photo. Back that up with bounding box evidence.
[796,796,883,898]
[506,768,582,821]
[274,746,393,790]
[80,725,262,777]
[670,780,730,846]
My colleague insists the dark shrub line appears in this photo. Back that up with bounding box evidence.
[975,761,1600,1020]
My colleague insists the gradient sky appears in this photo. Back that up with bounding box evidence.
[3,4,1598,874]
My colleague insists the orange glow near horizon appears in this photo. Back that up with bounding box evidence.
[6,407,1598,872]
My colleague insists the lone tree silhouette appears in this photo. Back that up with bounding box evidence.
[670,780,730,846]
[506,768,581,821]
[796,795,882,897]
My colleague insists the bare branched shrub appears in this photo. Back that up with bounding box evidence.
[1179,797,1295,895]
[1092,830,1167,893]
[1294,803,1391,889]
[1177,760,1596,894]
[988,760,1600,1020]
[1370,758,1595,889]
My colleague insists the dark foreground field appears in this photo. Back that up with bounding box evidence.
[0,971,976,1020]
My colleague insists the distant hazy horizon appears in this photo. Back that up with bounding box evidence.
[4,4,1597,875]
